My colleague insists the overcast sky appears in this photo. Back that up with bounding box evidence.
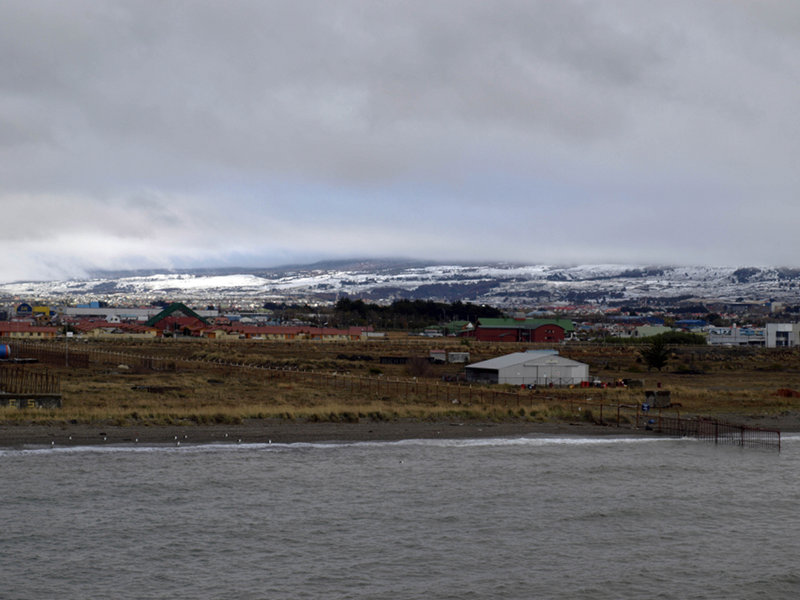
[2,1,799,282]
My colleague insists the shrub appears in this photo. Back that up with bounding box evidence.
[640,338,670,371]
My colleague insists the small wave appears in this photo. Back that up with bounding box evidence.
[0,434,674,457]
[0,441,287,457]
[381,435,673,449]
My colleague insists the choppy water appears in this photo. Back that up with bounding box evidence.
[2,434,799,599]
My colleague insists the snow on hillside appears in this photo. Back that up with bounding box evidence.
[1,263,797,306]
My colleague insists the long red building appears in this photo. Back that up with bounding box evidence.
[464,318,574,343]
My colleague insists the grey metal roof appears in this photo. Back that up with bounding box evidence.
[466,352,529,370]
[466,351,587,371]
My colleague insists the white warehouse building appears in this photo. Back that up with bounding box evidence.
[465,350,589,386]
[765,323,800,347]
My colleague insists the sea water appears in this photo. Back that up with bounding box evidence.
[1,434,799,599]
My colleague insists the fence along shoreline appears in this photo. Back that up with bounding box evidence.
[6,340,782,451]
[653,414,780,451]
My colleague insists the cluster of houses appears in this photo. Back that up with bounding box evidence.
[11,298,800,389]
[4,300,800,349]
[0,302,375,342]
[0,301,598,387]
[0,302,579,344]
[578,315,800,347]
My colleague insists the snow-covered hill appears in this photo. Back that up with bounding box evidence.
[2,262,799,307]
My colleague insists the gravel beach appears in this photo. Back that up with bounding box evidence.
[1,412,796,448]
[0,419,653,448]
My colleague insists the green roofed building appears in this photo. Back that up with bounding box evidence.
[465,317,574,343]
[145,303,210,336]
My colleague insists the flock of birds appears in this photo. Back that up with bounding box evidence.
[44,432,274,447]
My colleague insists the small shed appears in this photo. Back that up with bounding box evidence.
[430,349,447,363]
[447,351,470,364]
[644,390,671,408]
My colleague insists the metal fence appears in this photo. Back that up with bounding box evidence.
[0,366,60,395]
[653,415,780,451]
[10,340,90,368]
[10,340,174,370]
[0,365,62,408]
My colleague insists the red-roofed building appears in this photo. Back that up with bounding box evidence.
[0,322,59,339]
[145,303,209,337]
[71,319,158,339]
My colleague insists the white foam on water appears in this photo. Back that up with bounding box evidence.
[358,435,672,449]
[0,442,273,457]
[0,434,674,457]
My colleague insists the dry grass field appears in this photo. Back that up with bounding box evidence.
[3,337,800,428]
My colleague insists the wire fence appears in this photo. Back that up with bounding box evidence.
[653,415,780,451]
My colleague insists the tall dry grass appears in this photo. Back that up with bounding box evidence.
[5,338,800,425]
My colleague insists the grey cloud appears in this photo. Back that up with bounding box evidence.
[0,1,705,182]
[1,1,799,280]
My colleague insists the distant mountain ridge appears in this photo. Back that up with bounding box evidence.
[2,261,800,307]
[85,258,438,280]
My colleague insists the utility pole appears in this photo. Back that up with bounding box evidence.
[65,329,73,367]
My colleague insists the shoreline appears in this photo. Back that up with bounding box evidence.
[1,413,797,448]
[0,419,655,448]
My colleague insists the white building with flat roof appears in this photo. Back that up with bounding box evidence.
[706,326,765,346]
[765,323,800,348]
